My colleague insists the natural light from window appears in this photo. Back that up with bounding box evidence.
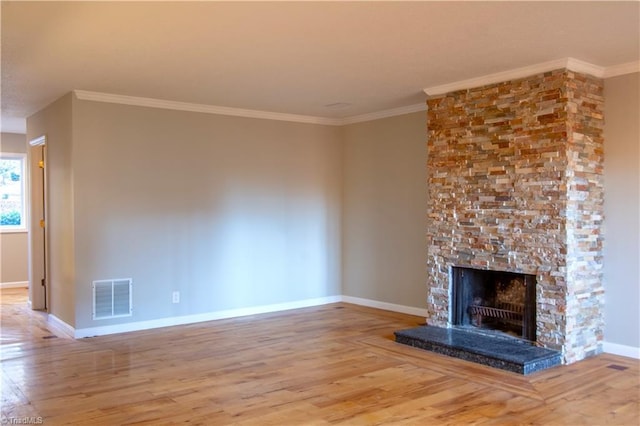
[0,154,27,232]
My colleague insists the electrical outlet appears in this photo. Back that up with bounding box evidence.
[172,291,180,304]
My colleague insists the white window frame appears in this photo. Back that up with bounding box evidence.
[0,153,28,233]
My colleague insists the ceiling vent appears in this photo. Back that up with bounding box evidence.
[323,102,352,109]
[92,279,132,320]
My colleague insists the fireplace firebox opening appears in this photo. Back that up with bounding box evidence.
[451,267,536,342]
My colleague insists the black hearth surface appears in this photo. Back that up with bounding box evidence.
[394,325,561,375]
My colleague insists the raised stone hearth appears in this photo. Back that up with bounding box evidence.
[422,69,604,365]
[394,326,561,375]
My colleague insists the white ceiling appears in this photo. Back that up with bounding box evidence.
[2,1,639,134]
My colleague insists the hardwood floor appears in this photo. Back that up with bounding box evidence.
[1,287,638,425]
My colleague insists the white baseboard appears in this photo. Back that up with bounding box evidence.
[603,341,640,359]
[1,281,28,289]
[47,314,76,339]
[340,295,429,318]
[36,296,640,362]
[74,295,342,338]
[40,295,428,339]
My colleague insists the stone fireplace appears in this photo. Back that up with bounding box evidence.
[425,69,605,364]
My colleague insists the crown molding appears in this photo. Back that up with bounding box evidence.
[424,58,571,97]
[424,57,639,97]
[74,90,427,127]
[341,103,426,125]
[566,57,606,77]
[72,56,638,129]
[603,61,640,78]
[73,90,344,126]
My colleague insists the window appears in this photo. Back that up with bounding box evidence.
[0,153,27,231]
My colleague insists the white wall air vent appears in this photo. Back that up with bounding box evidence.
[92,279,132,320]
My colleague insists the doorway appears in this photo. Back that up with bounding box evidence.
[28,135,47,311]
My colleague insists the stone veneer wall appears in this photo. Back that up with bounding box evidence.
[426,69,604,364]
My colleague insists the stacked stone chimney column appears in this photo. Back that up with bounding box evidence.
[426,69,604,364]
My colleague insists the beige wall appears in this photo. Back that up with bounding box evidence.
[603,72,640,349]
[71,98,342,329]
[25,78,639,353]
[342,111,427,308]
[27,94,75,322]
[0,133,29,285]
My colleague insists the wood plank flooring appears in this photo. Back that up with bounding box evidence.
[1,288,638,425]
